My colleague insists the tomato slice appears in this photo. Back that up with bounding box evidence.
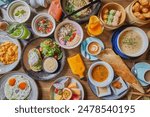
[68,32,76,42]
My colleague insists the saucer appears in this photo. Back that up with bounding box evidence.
[131,62,150,87]
[81,37,105,61]
[88,77,129,100]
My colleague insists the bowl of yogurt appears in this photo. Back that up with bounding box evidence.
[7,0,31,23]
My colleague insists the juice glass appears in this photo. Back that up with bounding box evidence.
[7,23,31,40]
[87,15,104,37]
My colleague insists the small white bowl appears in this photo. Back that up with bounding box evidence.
[117,27,149,57]
[54,20,83,49]
[32,13,56,37]
[7,0,31,23]
[88,61,114,87]
[86,41,102,56]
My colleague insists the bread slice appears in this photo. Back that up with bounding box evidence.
[97,48,144,93]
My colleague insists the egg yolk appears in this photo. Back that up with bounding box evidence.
[9,78,16,86]
[18,82,27,90]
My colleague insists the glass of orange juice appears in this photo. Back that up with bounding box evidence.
[87,15,104,37]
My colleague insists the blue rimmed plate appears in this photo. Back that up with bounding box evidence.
[111,26,130,59]
[81,37,105,61]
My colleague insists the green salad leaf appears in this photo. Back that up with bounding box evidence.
[40,39,62,60]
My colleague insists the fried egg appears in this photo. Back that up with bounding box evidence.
[4,75,31,100]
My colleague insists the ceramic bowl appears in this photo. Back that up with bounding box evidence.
[54,20,83,49]
[7,0,31,23]
[88,61,114,87]
[117,27,149,57]
[60,0,102,23]
[32,13,56,37]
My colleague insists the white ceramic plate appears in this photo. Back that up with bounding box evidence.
[50,76,84,100]
[0,32,21,74]
[0,72,38,100]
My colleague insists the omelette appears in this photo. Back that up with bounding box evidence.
[4,75,31,100]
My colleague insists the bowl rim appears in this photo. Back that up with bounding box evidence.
[31,13,56,37]
[88,61,114,87]
[7,0,31,23]
[54,20,83,49]
[99,2,126,28]
[117,26,149,57]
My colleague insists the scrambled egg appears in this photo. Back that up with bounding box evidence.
[0,41,18,65]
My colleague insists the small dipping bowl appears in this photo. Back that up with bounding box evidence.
[43,57,58,73]
[88,61,114,87]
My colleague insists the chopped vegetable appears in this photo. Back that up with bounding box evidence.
[37,18,53,34]
[40,39,63,60]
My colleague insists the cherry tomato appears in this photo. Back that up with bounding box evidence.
[54,88,59,93]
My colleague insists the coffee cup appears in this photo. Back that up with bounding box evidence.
[86,41,101,56]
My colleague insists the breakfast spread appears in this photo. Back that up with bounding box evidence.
[0,0,150,100]
[0,41,18,65]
